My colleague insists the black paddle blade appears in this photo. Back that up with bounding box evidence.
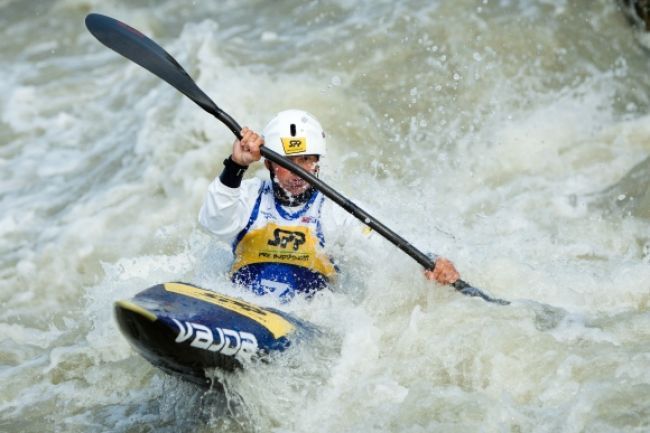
[84,13,242,137]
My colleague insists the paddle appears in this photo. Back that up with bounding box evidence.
[84,13,509,305]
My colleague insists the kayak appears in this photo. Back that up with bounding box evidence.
[114,282,310,386]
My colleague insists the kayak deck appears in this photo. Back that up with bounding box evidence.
[114,282,307,386]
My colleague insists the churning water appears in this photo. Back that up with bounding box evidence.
[1,1,649,432]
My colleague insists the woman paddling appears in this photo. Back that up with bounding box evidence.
[199,109,460,302]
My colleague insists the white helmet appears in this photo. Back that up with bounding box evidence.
[262,109,326,157]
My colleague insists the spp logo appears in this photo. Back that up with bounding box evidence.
[172,319,258,360]
[267,228,306,251]
[281,137,307,154]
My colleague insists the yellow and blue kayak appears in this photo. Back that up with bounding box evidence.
[114,282,311,386]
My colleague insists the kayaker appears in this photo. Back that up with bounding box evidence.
[199,109,460,301]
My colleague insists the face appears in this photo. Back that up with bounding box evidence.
[266,155,319,196]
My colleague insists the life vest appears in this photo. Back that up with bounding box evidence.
[230,181,336,300]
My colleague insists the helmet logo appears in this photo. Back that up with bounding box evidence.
[281,137,307,154]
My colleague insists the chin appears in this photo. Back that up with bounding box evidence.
[287,188,309,196]
[281,182,308,195]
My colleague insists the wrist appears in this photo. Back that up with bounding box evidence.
[219,156,248,188]
[230,154,249,166]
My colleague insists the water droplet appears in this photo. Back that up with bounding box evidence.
[261,31,278,42]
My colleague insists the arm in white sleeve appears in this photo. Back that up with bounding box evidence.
[321,198,378,246]
[198,177,263,242]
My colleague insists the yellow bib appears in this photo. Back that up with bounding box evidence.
[231,222,336,278]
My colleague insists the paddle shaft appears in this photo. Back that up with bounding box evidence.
[85,13,508,304]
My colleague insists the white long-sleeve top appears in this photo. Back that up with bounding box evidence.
[198,176,369,250]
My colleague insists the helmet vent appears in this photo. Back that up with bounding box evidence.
[290,123,297,137]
